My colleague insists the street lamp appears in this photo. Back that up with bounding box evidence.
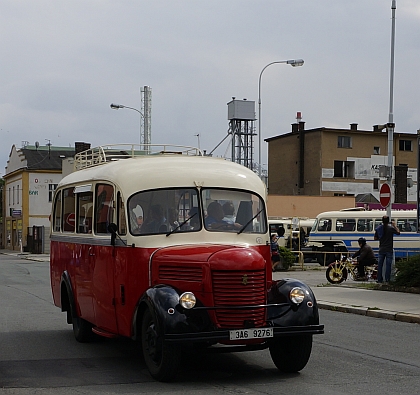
[258,59,304,177]
[386,0,396,219]
[110,103,144,146]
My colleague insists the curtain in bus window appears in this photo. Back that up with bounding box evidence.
[53,191,62,232]
[62,188,75,232]
[95,184,114,234]
[117,192,127,235]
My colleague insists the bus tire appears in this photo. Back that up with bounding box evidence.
[269,335,312,373]
[70,300,94,343]
[141,308,180,382]
[316,247,335,266]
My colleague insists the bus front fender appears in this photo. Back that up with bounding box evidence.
[267,278,320,327]
[133,285,198,340]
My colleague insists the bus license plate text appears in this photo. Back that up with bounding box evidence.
[229,328,273,340]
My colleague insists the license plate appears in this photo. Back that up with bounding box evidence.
[229,328,273,341]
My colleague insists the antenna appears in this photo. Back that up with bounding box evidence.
[45,139,51,159]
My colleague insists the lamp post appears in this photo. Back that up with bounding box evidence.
[258,59,304,177]
[386,0,396,219]
[110,103,144,146]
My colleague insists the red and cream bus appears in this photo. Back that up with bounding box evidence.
[50,144,323,381]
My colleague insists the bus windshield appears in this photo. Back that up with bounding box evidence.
[202,188,266,233]
[127,187,266,235]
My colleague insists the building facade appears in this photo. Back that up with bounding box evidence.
[265,123,417,204]
[3,144,76,252]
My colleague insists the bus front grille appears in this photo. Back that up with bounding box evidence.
[212,270,266,328]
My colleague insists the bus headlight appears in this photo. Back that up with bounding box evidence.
[179,292,196,309]
[289,287,305,305]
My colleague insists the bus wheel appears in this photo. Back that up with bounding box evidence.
[269,335,312,373]
[70,300,93,343]
[316,247,335,266]
[141,308,180,382]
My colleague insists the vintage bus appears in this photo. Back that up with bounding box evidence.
[308,208,420,263]
[50,144,323,381]
[268,217,315,248]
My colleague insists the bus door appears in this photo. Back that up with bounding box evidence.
[91,184,118,333]
[73,186,95,323]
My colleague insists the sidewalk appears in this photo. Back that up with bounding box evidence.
[0,250,50,262]
[275,266,420,325]
[2,250,419,324]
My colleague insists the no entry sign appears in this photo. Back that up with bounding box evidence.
[379,183,391,208]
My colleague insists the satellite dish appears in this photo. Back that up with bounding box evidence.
[35,141,39,149]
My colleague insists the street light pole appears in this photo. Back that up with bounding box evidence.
[258,59,304,177]
[386,0,397,219]
[110,103,144,146]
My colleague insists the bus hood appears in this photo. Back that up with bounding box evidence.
[151,244,267,271]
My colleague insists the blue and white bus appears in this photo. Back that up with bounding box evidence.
[307,209,420,264]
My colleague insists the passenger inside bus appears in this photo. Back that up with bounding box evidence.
[205,201,229,229]
[142,204,166,233]
[222,201,236,224]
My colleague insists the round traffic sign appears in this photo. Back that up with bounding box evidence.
[379,183,391,208]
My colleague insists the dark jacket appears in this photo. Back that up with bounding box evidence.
[352,243,376,263]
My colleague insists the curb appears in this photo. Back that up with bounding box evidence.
[318,301,420,324]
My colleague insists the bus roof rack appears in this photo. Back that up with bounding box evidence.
[74,144,203,170]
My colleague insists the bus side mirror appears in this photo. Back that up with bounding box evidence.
[108,223,118,246]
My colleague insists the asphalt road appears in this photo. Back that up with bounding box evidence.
[1,255,419,394]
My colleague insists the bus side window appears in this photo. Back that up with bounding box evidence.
[400,219,415,232]
[62,187,75,232]
[95,184,114,234]
[77,191,93,234]
[357,219,366,231]
[318,219,331,231]
[53,190,62,232]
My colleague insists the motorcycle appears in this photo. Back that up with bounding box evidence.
[326,256,378,284]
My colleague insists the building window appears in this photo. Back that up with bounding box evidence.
[17,185,19,204]
[13,186,15,205]
[373,146,380,155]
[338,136,352,148]
[334,160,355,178]
[399,140,412,151]
[48,184,58,202]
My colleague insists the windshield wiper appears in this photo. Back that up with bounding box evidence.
[166,213,197,237]
[237,208,264,235]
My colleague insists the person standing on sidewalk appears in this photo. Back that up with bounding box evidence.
[374,215,400,283]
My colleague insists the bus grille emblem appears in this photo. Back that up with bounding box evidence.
[242,275,248,285]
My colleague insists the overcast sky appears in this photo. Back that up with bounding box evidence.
[1,1,420,176]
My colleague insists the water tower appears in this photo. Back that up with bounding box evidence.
[227,98,256,171]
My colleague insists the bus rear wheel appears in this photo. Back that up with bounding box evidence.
[70,300,93,343]
[141,308,180,382]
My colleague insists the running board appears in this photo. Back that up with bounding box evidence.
[92,327,119,338]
